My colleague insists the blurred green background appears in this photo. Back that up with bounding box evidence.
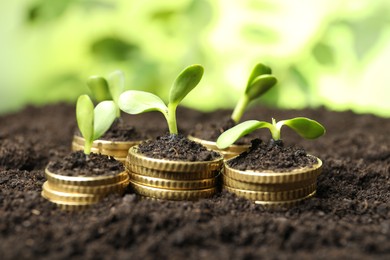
[1,0,389,117]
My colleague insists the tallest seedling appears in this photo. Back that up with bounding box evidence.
[231,63,277,123]
[118,65,204,135]
[86,70,126,118]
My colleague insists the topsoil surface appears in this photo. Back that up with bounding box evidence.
[138,134,220,161]
[227,139,317,172]
[0,104,389,259]
[47,151,124,177]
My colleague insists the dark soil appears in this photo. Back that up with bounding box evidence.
[228,139,317,171]
[191,116,254,144]
[191,116,236,141]
[47,151,124,177]
[76,118,147,141]
[0,103,389,259]
[138,134,220,161]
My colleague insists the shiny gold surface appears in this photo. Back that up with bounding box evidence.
[223,156,322,184]
[130,181,216,200]
[224,182,316,201]
[127,146,223,173]
[128,172,218,190]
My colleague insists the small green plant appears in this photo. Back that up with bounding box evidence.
[217,117,326,149]
[86,70,125,118]
[76,95,117,154]
[118,64,204,135]
[230,63,277,123]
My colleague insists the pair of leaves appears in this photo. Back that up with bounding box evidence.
[245,63,277,102]
[216,117,326,149]
[87,70,125,104]
[76,95,117,154]
[118,65,204,133]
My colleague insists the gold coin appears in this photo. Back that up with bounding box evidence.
[222,174,316,192]
[42,193,93,210]
[47,176,130,194]
[254,190,316,208]
[72,135,141,150]
[72,135,141,161]
[127,146,223,173]
[128,172,218,190]
[126,163,219,180]
[42,182,107,203]
[188,135,250,154]
[45,168,128,186]
[223,156,322,184]
[129,181,216,200]
[224,182,316,201]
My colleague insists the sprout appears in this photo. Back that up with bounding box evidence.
[118,64,204,135]
[76,95,117,154]
[86,70,125,118]
[231,63,277,123]
[217,117,325,149]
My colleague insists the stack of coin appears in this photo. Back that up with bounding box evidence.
[222,156,323,207]
[188,135,250,159]
[125,146,223,200]
[42,167,130,210]
[72,135,141,163]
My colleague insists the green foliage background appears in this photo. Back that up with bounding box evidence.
[1,0,389,117]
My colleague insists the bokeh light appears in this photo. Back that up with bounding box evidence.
[1,0,389,117]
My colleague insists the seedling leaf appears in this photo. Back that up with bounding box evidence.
[217,120,272,149]
[280,117,326,139]
[87,76,112,102]
[118,90,168,115]
[93,101,117,140]
[76,95,94,146]
[245,75,277,101]
[246,63,272,88]
[169,64,204,105]
[108,70,125,104]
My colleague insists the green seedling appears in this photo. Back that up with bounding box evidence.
[231,63,277,123]
[118,64,204,135]
[76,95,117,154]
[86,70,125,118]
[217,117,325,149]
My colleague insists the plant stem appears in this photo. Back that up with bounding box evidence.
[231,95,249,123]
[270,118,281,140]
[167,103,178,135]
[84,141,92,155]
[115,106,121,118]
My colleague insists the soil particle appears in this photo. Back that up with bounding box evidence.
[227,139,317,171]
[138,134,220,161]
[47,151,124,176]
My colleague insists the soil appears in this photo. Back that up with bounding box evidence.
[75,118,147,142]
[1,103,389,259]
[227,139,317,171]
[191,116,254,144]
[138,134,220,161]
[47,151,124,177]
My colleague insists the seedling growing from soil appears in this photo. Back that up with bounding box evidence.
[231,63,277,123]
[87,70,125,118]
[217,117,325,149]
[76,95,117,154]
[118,64,204,135]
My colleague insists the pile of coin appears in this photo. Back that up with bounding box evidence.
[222,156,323,207]
[72,135,141,163]
[42,167,130,210]
[125,146,223,200]
[188,135,250,159]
